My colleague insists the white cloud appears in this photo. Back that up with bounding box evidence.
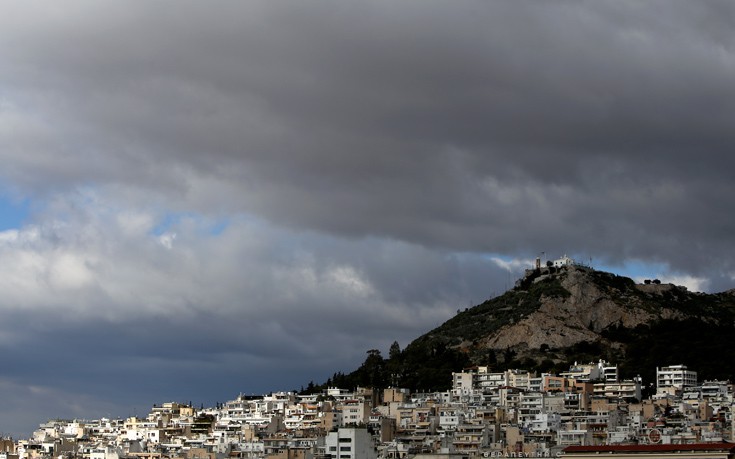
[117,210,155,236]
[327,265,374,297]
[0,187,504,384]
[634,274,710,293]
[657,275,709,293]
[158,232,176,249]
[491,256,533,273]
[0,229,19,243]
[48,252,96,290]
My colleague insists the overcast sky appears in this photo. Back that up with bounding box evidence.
[1,0,734,436]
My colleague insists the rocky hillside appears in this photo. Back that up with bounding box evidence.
[316,265,735,395]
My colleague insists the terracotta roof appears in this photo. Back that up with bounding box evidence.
[564,443,735,453]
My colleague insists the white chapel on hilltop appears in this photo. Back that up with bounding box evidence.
[534,254,576,269]
[552,254,575,268]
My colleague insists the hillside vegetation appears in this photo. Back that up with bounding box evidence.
[307,265,735,394]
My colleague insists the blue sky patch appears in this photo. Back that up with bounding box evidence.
[150,212,230,237]
[0,195,30,231]
[595,259,669,281]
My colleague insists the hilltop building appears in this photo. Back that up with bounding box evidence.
[552,255,575,268]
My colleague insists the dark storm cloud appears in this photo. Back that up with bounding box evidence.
[2,0,732,278]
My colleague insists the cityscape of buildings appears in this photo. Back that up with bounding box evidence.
[2,362,733,459]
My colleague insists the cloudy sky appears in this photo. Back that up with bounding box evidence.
[1,0,734,436]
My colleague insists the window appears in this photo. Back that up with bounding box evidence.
[340,447,351,452]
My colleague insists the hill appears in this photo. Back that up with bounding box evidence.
[312,264,735,395]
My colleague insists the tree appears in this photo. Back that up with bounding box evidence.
[358,349,386,388]
[389,341,401,360]
[486,349,497,366]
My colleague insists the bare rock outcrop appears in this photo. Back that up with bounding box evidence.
[483,266,677,351]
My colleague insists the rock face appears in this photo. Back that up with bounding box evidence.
[485,266,656,350]
[389,263,735,390]
[334,263,735,392]
[445,264,721,362]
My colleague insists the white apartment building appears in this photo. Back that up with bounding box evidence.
[557,429,592,446]
[593,377,642,401]
[324,428,376,459]
[518,392,545,430]
[600,363,618,382]
[451,370,485,403]
[476,367,508,392]
[452,371,475,399]
[438,408,464,431]
[338,400,369,427]
[508,370,536,390]
[527,412,561,433]
[529,376,544,392]
[656,365,697,392]
[561,360,618,382]
[700,380,730,398]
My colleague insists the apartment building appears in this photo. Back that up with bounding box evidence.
[324,428,376,459]
[476,367,508,392]
[451,423,489,454]
[338,400,370,427]
[561,361,618,383]
[593,377,642,401]
[508,370,536,390]
[656,365,697,395]
[518,392,545,430]
[437,408,464,432]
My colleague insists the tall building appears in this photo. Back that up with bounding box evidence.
[324,427,376,459]
[656,365,697,394]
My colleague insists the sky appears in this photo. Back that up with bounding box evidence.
[0,0,734,437]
